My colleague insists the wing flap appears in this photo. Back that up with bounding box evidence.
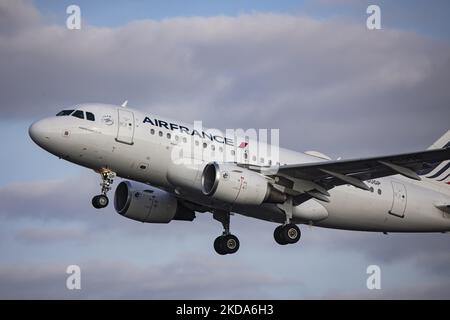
[279,148,450,181]
[273,148,450,205]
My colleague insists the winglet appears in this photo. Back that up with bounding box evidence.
[121,100,128,107]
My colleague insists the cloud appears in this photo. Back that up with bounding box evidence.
[0,255,295,299]
[0,175,98,220]
[319,281,450,299]
[0,0,41,35]
[305,228,450,279]
[1,1,450,299]
[15,226,90,244]
[0,175,449,300]
[1,1,449,157]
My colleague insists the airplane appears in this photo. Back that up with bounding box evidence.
[29,103,450,255]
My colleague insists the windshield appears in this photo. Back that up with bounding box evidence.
[56,110,75,116]
[72,110,84,119]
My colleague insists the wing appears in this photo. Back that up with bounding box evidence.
[263,148,450,205]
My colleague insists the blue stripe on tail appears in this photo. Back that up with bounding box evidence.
[417,141,450,177]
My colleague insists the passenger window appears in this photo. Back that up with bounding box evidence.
[182,137,187,143]
[158,131,163,137]
[150,129,155,135]
[219,147,223,153]
[86,112,95,121]
[56,110,74,116]
[72,110,84,119]
[167,133,171,139]
[211,145,215,151]
[203,142,207,148]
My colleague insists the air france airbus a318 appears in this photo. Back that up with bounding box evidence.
[29,103,450,255]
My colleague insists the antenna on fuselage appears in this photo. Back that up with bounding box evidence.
[121,100,128,107]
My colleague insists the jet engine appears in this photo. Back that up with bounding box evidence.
[201,162,286,206]
[114,181,195,223]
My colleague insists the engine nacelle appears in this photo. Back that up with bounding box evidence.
[201,162,286,206]
[114,181,195,223]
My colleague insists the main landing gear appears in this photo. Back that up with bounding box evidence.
[274,196,301,245]
[213,211,240,255]
[273,224,301,245]
[92,170,116,209]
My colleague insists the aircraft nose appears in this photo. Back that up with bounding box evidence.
[29,120,49,147]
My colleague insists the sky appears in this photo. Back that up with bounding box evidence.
[0,0,450,299]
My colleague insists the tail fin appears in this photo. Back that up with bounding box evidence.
[422,130,450,184]
[428,130,450,150]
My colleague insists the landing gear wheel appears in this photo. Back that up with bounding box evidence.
[214,236,227,255]
[212,211,240,255]
[92,195,109,209]
[213,234,240,255]
[222,234,240,254]
[281,224,301,244]
[274,225,288,245]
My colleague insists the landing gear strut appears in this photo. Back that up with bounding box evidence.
[274,196,301,245]
[213,211,240,255]
[92,170,116,209]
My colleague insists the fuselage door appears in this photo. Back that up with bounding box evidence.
[116,109,135,145]
[389,181,407,218]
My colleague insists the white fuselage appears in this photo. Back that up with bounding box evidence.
[29,104,450,232]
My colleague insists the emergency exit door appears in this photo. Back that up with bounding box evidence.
[116,109,135,145]
[389,181,407,218]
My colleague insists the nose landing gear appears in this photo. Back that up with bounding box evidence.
[92,170,116,209]
[92,194,109,209]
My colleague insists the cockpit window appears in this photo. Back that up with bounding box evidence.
[56,110,74,116]
[86,112,95,121]
[72,110,84,119]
